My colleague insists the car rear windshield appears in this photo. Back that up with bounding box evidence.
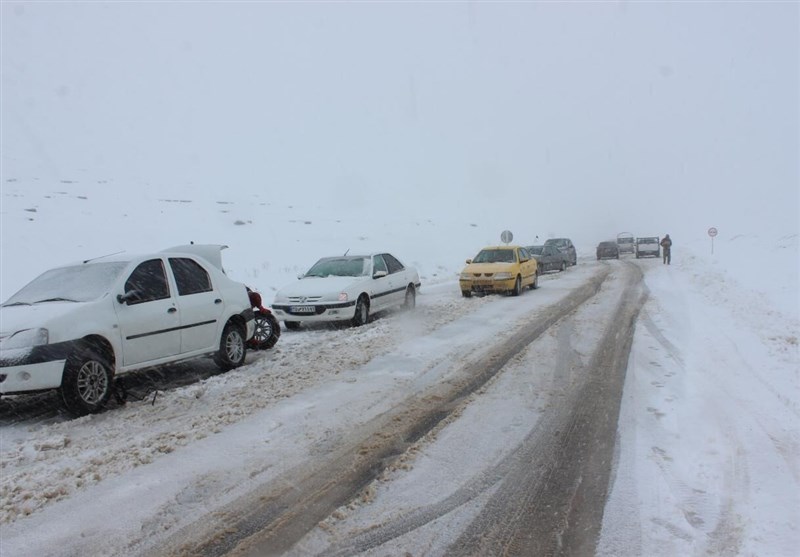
[527,246,544,255]
[3,262,128,305]
[473,249,516,263]
[305,257,369,277]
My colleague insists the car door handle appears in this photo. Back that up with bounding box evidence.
[215,299,222,304]
[167,307,177,313]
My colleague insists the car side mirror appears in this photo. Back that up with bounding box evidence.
[373,270,388,279]
[117,289,142,304]
[297,273,305,280]
[466,259,472,264]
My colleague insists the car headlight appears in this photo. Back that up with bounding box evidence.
[494,273,512,280]
[459,272,472,280]
[338,292,348,302]
[1,328,49,350]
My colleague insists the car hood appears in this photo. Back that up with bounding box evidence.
[462,262,516,274]
[276,276,363,297]
[0,302,85,335]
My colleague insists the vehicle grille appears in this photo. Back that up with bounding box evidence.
[287,296,323,303]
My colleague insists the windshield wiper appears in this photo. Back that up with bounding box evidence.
[33,297,79,304]
[1,301,32,307]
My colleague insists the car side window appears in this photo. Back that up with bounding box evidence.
[124,259,170,304]
[373,255,388,275]
[382,253,404,274]
[169,257,213,296]
[519,248,529,261]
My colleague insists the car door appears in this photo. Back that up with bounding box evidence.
[115,258,181,367]
[517,248,537,285]
[382,253,408,308]
[168,257,225,354]
[545,245,560,270]
[370,255,395,312]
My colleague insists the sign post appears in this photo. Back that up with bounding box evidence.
[708,227,718,254]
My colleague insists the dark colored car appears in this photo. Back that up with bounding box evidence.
[596,241,620,260]
[544,238,577,266]
[526,245,569,273]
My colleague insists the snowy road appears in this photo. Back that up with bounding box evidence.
[2,255,797,557]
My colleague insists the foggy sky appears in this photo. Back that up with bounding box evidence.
[2,1,798,244]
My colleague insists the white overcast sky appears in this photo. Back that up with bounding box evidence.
[2,1,798,243]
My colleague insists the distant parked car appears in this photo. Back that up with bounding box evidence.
[635,237,661,259]
[526,244,569,273]
[596,241,620,260]
[544,238,577,266]
[0,245,255,417]
[616,232,635,254]
[272,253,420,329]
[459,245,538,297]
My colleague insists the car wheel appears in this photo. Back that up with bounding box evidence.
[461,290,472,298]
[561,261,567,272]
[61,345,113,417]
[511,276,522,296]
[530,272,539,290]
[284,321,301,331]
[352,295,370,326]
[250,312,280,350]
[214,321,246,371]
[403,285,416,310]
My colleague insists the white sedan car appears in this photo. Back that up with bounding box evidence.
[0,245,255,416]
[272,253,421,329]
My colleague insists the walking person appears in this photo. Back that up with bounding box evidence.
[661,234,672,265]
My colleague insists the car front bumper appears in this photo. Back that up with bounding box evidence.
[460,278,516,293]
[0,357,66,394]
[272,301,357,322]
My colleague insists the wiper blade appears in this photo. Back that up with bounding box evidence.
[33,297,79,304]
[1,302,32,307]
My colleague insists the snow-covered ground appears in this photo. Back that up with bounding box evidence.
[0,181,797,556]
[2,2,798,554]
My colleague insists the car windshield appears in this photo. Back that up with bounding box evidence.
[526,246,544,255]
[304,257,369,278]
[545,239,567,247]
[637,237,658,244]
[2,262,128,306]
[473,249,516,263]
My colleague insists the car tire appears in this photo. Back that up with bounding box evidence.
[403,285,416,310]
[214,321,247,371]
[250,312,280,350]
[511,276,521,296]
[561,261,567,272]
[461,290,472,298]
[61,345,113,417]
[284,321,301,331]
[352,295,370,326]
[530,272,539,290]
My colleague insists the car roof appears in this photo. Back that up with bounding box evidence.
[478,245,521,250]
[56,244,229,270]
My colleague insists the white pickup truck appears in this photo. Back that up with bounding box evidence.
[635,237,661,258]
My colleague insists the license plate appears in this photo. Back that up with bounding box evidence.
[291,305,316,314]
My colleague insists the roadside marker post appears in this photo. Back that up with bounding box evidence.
[708,227,718,254]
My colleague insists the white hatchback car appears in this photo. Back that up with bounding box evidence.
[272,253,421,329]
[0,245,255,416]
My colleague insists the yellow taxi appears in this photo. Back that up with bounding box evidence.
[459,245,539,297]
